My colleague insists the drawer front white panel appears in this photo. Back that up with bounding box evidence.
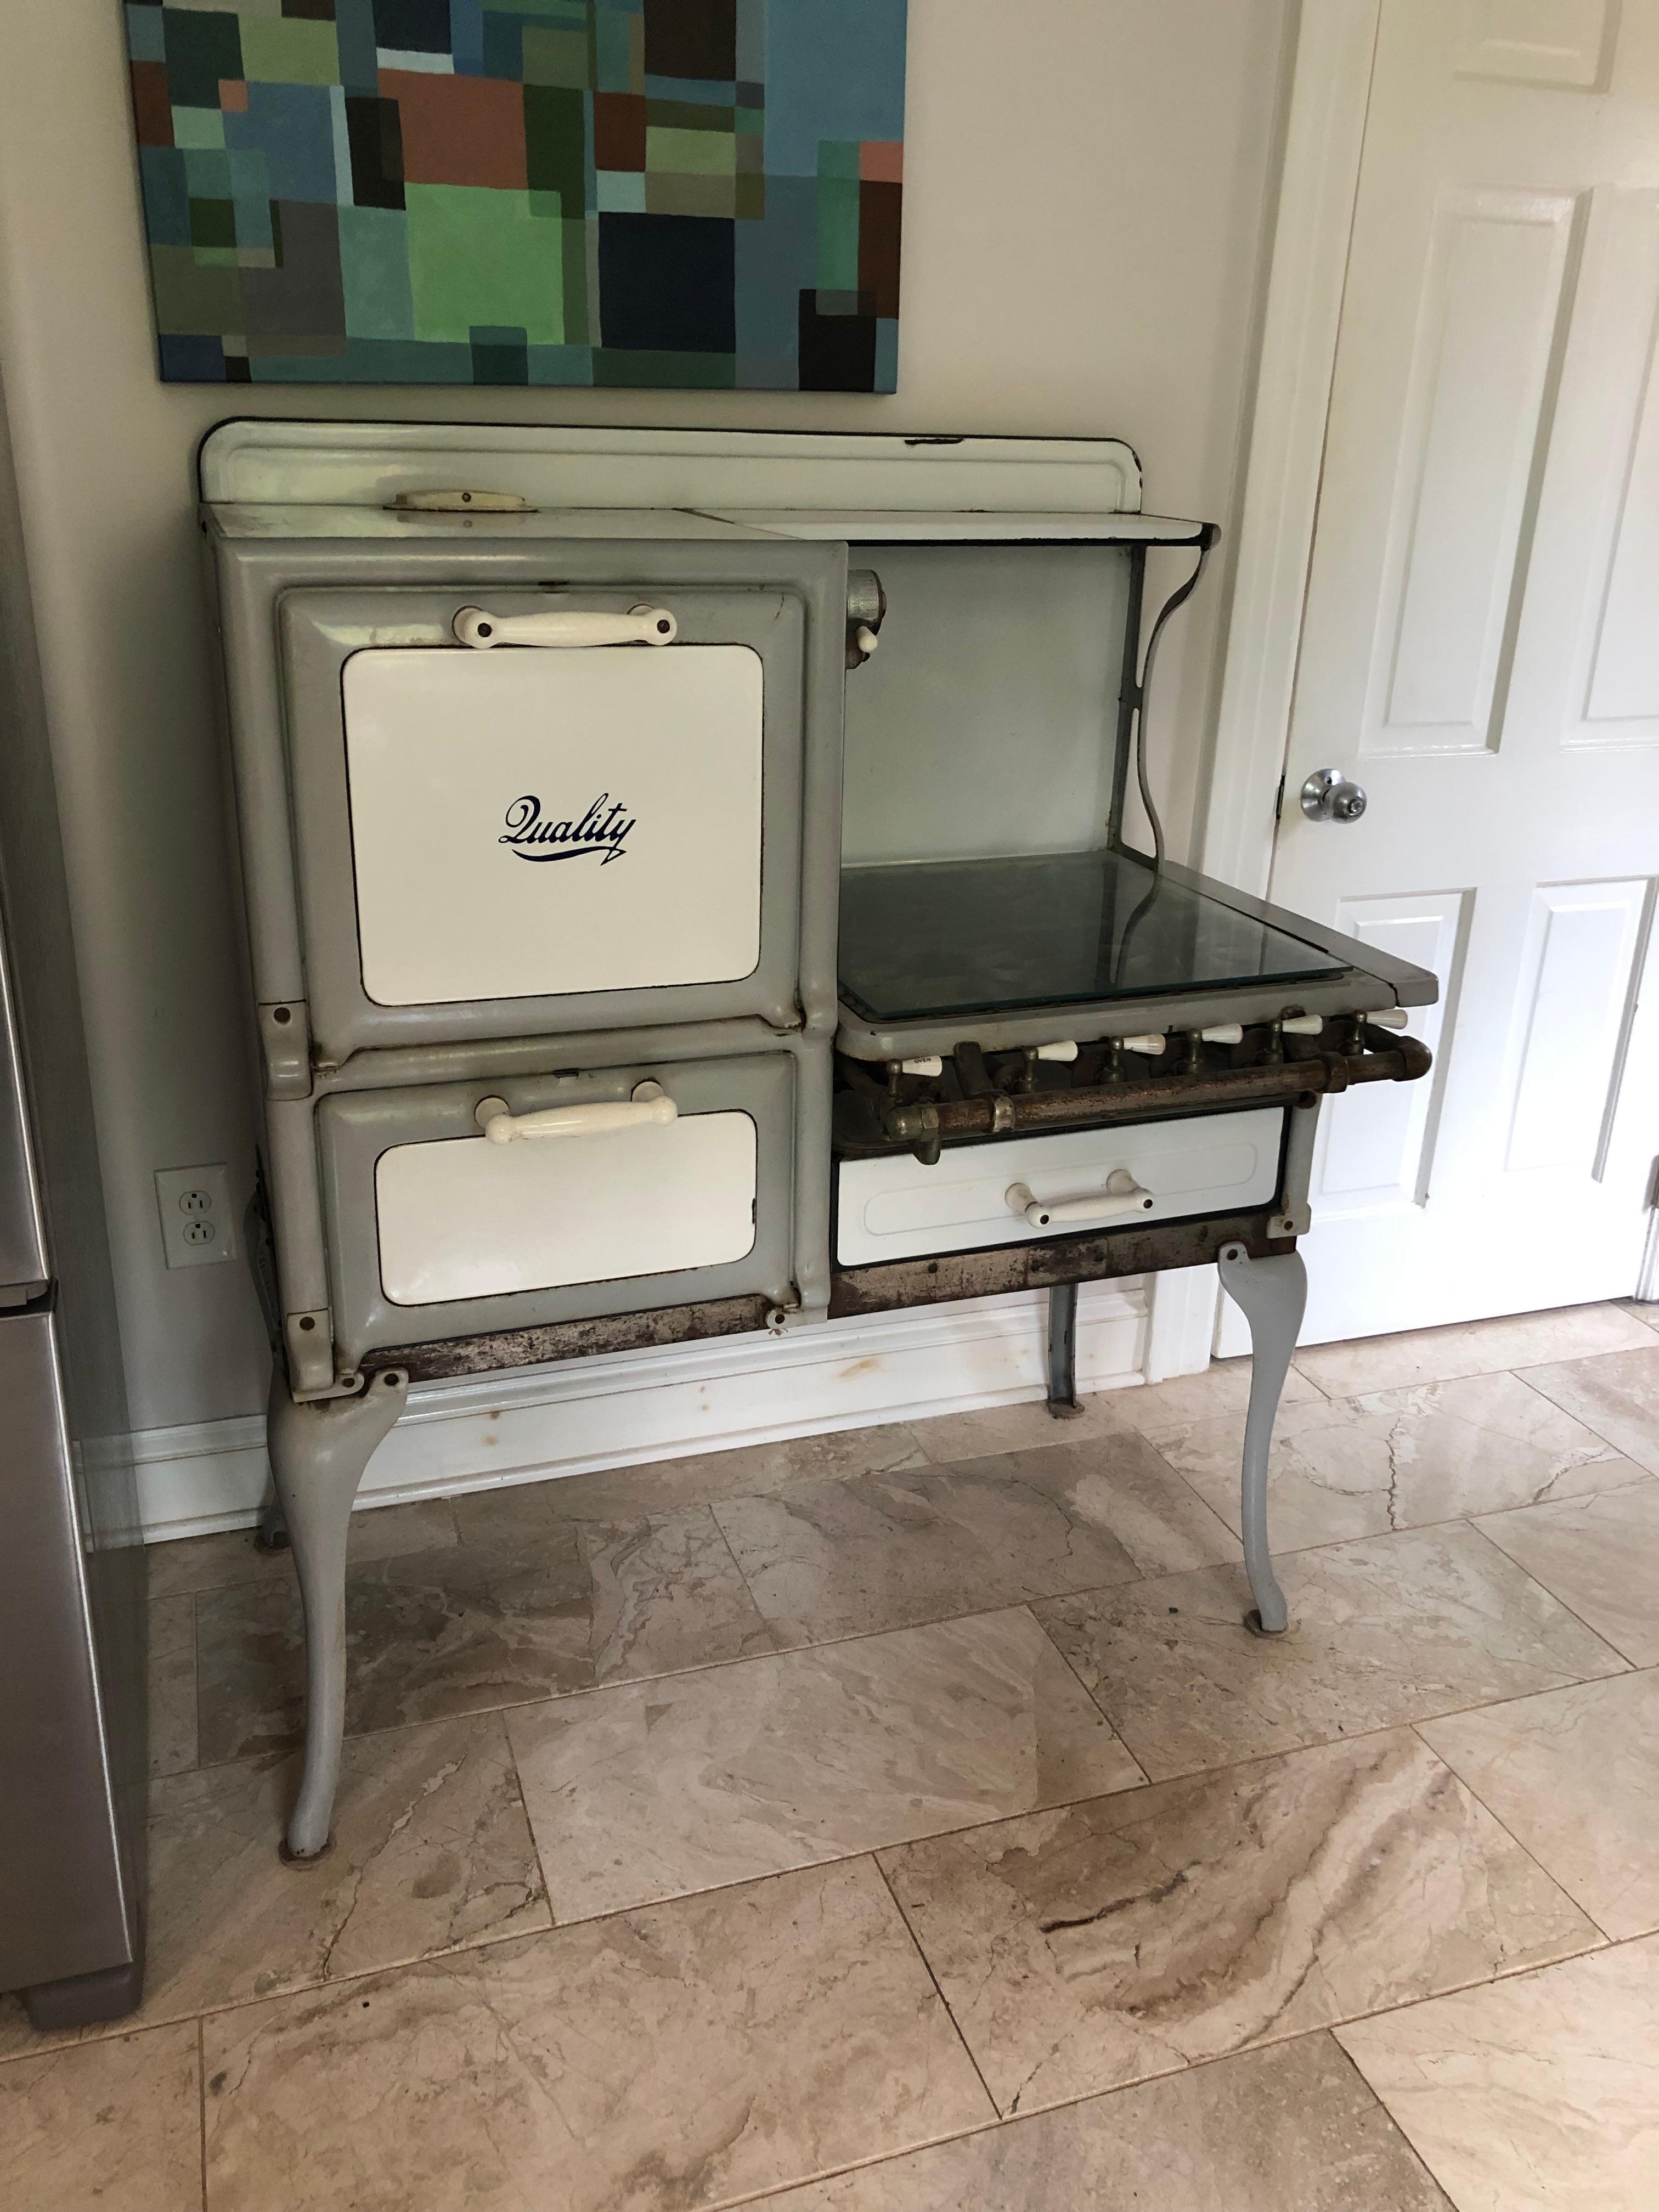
[836,1107,1285,1265]
[345,645,763,1007]
[376,1109,757,1305]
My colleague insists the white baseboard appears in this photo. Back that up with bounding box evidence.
[134,1279,1152,1541]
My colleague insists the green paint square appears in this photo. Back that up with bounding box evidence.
[594,8,633,89]
[171,104,226,150]
[817,139,861,181]
[150,241,243,335]
[647,126,736,176]
[236,16,340,86]
[405,184,563,346]
[521,25,591,88]
[816,172,859,290]
[338,205,413,339]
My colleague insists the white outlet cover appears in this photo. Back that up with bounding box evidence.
[155,1164,236,1269]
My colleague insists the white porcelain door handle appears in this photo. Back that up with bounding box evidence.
[453,605,678,650]
[474,1082,677,1143]
[1006,1167,1155,1229]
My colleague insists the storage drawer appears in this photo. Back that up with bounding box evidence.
[276,574,826,1059]
[836,1106,1285,1265]
[317,1052,800,1362]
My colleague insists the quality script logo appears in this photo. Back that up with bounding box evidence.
[499,793,635,866]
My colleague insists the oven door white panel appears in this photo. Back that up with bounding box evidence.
[836,1107,1285,1265]
[376,1108,757,1306]
[344,645,763,1007]
[315,1050,802,1361]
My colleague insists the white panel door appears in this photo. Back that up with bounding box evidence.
[1251,0,1659,1342]
[344,645,763,1006]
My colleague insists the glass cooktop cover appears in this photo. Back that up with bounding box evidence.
[838,849,1348,1024]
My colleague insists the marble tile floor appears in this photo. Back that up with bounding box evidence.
[5,1296,1659,2209]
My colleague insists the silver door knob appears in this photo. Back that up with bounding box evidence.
[1300,768,1368,822]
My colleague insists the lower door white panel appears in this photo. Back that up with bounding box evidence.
[837,1107,1285,1265]
[377,1111,757,1306]
[315,1050,798,1361]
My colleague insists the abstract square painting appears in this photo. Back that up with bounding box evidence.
[122,0,906,390]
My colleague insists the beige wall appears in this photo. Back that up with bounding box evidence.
[0,0,1291,1432]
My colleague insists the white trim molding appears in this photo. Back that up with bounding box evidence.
[1152,0,1383,1381]
[1201,0,1381,899]
[134,1279,1150,1541]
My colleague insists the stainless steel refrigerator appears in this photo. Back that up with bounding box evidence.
[0,374,145,2029]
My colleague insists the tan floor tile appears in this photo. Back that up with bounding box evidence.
[148,1594,197,1778]
[712,1431,1224,1647]
[907,1391,1132,1464]
[878,1730,1596,2117]
[1148,1371,1643,1551]
[196,1509,776,1761]
[1338,1936,1659,2211]
[1514,1343,1659,1475]
[452,1425,928,1539]
[507,1608,1142,1920]
[1475,1479,1659,1666]
[1420,1670,1659,1940]
[201,1861,992,2212]
[1036,1524,1626,1779]
[1111,1356,1327,1435]
[0,2022,201,2210]
[1616,1297,1659,1334]
[1293,1301,1652,1399]
[745,2034,1452,2210]
[143,1711,546,2023]
[146,1496,457,1600]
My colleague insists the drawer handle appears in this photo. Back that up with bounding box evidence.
[475,1082,677,1143]
[1006,1169,1155,1229]
[453,605,678,650]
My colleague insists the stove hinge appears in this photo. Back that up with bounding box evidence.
[259,1000,313,1099]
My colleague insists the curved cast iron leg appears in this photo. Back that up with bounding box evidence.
[266,1366,409,1860]
[1217,1242,1307,1635]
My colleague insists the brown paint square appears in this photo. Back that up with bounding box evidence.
[381,71,528,193]
[130,60,174,146]
[594,92,647,171]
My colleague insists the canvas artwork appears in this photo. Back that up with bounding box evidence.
[121,0,906,390]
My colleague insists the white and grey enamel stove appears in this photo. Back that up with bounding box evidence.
[201,421,1436,1859]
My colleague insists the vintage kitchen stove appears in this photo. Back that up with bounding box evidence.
[201,422,1436,1860]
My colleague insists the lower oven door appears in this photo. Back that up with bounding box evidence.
[317,1053,797,1362]
[836,1105,1286,1266]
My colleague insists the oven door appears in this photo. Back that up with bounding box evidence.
[280,582,808,1058]
[836,1106,1286,1265]
[317,1052,798,1363]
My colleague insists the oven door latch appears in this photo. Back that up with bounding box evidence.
[453,605,677,649]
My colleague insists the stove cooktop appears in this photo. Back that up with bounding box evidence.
[836,849,1348,1026]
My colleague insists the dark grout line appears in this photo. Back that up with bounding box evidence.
[1319,2028,1457,2207]
[871,1851,1002,2119]
[1459,1513,1646,1667]
[195,2015,207,2212]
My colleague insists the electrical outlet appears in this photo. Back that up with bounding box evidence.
[155,1164,236,1270]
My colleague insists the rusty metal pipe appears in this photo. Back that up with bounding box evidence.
[880,1043,1429,1146]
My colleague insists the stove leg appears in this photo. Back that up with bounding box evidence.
[266,1366,408,1861]
[1047,1280,1085,1418]
[1217,1243,1306,1635]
